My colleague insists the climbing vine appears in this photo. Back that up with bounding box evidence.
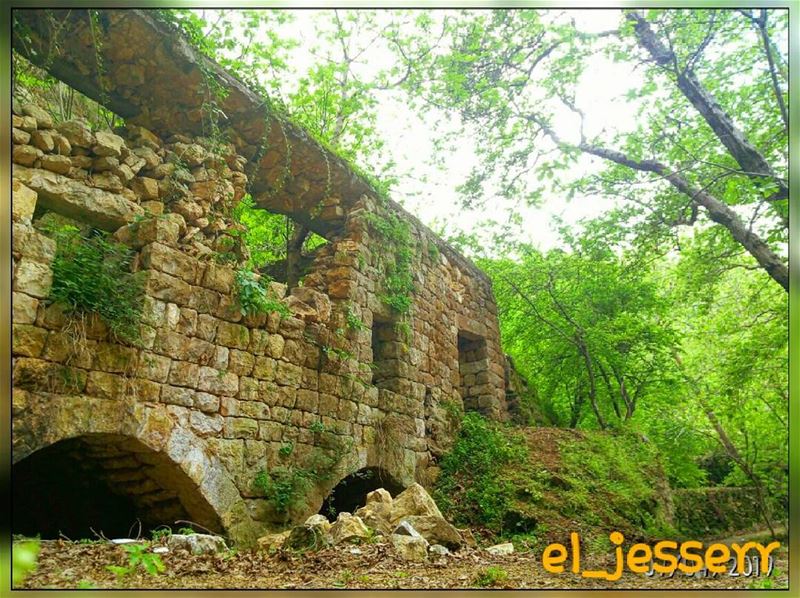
[364,210,415,317]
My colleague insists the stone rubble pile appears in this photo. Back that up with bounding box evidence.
[257,483,480,562]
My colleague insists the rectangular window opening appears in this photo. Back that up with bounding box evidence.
[371,317,401,388]
[458,331,490,414]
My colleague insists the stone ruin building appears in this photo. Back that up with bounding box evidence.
[11,9,514,545]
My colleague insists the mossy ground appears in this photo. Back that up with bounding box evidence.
[434,414,675,555]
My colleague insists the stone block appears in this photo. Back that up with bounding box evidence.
[114,218,180,248]
[196,314,218,342]
[216,321,249,349]
[140,242,197,283]
[13,258,52,298]
[132,176,160,200]
[12,180,37,223]
[276,361,303,387]
[187,286,220,314]
[202,263,235,294]
[30,129,54,152]
[12,127,31,145]
[190,411,224,437]
[161,385,194,407]
[22,103,53,129]
[12,324,48,357]
[93,130,125,157]
[224,417,258,439]
[12,223,56,263]
[14,165,143,230]
[13,144,42,166]
[40,154,72,175]
[12,292,38,324]
[228,349,255,376]
[86,371,125,400]
[194,391,220,413]
[94,342,138,373]
[136,351,171,382]
[238,401,270,420]
[169,360,200,388]
[144,270,192,305]
[197,366,239,396]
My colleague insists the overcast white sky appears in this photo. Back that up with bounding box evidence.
[212,9,645,251]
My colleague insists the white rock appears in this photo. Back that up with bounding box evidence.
[111,538,140,545]
[429,544,451,557]
[486,542,514,556]
[167,533,227,555]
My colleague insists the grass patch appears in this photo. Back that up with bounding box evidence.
[434,413,673,548]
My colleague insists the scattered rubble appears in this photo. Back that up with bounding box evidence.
[257,483,471,563]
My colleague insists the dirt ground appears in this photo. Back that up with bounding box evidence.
[16,536,789,590]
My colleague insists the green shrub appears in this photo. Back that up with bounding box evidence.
[48,225,144,343]
[254,465,315,514]
[106,543,165,577]
[434,412,529,536]
[474,566,508,587]
[234,269,290,317]
[254,433,352,516]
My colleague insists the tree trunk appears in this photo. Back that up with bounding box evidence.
[629,12,788,207]
[285,224,310,291]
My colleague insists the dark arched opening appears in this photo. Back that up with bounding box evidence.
[12,434,223,539]
[319,467,405,521]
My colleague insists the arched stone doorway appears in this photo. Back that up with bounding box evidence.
[319,467,405,520]
[12,433,224,539]
[12,395,261,545]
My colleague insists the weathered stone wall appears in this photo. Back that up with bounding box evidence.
[11,91,506,543]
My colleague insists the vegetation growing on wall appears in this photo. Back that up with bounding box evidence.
[253,424,353,517]
[48,225,144,344]
[233,269,290,318]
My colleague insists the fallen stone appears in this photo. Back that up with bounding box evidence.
[393,520,424,539]
[285,524,330,551]
[167,533,227,555]
[486,542,514,556]
[390,533,428,561]
[152,546,169,554]
[400,515,463,550]
[304,514,332,534]
[389,483,443,525]
[330,512,370,545]
[257,530,291,551]
[110,538,141,545]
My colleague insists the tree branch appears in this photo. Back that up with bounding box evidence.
[627,11,788,203]
[531,115,788,291]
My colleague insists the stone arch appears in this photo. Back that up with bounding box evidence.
[12,394,260,545]
[12,433,222,539]
[319,466,406,520]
